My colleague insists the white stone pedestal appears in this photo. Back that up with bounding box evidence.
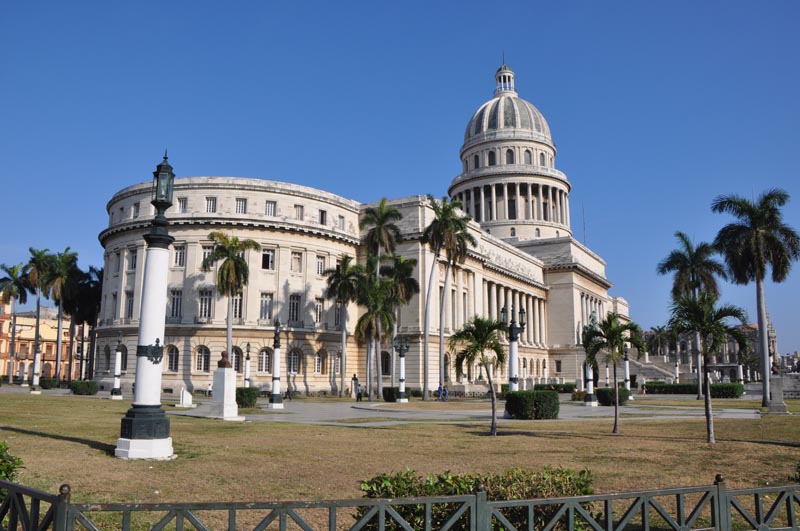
[176,387,195,408]
[209,368,244,421]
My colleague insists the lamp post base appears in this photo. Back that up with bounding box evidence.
[115,437,174,460]
[116,404,172,459]
[583,393,598,407]
[268,394,284,409]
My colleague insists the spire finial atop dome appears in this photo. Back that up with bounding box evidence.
[494,61,516,96]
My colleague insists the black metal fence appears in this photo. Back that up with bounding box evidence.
[2,476,799,530]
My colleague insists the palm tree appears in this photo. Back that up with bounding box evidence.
[48,247,79,382]
[62,265,86,383]
[421,195,476,400]
[25,247,53,382]
[657,231,727,399]
[381,254,420,387]
[360,198,402,281]
[201,232,261,358]
[354,276,395,400]
[669,292,748,443]
[76,266,103,380]
[647,325,670,363]
[449,316,507,436]
[0,263,30,384]
[582,313,645,434]
[711,188,800,407]
[323,255,365,397]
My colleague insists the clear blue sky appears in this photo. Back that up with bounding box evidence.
[2,1,799,353]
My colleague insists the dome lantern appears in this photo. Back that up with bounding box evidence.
[494,64,516,96]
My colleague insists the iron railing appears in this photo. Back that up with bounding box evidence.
[2,475,799,531]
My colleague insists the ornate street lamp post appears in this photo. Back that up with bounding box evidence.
[623,344,632,400]
[501,306,526,392]
[393,335,410,403]
[269,320,284,409]
[244,342,251,388]
[30,334,42,394]
[115,153,175,459]
[111,332,123,399]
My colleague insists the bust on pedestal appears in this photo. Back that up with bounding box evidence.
[209,351,244,421]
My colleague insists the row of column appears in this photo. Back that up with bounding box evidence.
[483,280,546,347]
[454,182,569,226]
[580,292,604,331]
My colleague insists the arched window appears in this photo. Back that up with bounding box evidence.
[488,151,496,166]
[510,228,516,237]
[232,347,243,373]
[524,150,532,164]
[104,346,111,371]
[381,351,391,377]
[315,350,327,374]
[556,231,560,237]
[288,350,301,374]
[258,348,272,372]
[505,149,514,164]
[167,345,179,372]
[196,346,211,372]
[539,152,545,166]
[535,228,541,237]
[119,344,128,371]
[473,154,480,169]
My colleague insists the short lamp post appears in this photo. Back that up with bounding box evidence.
[244,342,251,388]
[393,335,410,403]
[623,344,633,400]
[269,320,283,409]
[584,361,598,407]
[31,334,42,394]
[115,153,175,460]
[605,363,610,387]
[501,306,525,392]
[111,332,123,399]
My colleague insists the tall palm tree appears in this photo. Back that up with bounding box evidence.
[381,254,420,388]
[712,188,800,407]
[657,231,727,399]
[0,263,30,384]
[360,198,402,281]
[582,313,645,434]
[62,265,87,383]
[354,276,395,400]
[48,247,79,382]
[647,325,670,362]
[669,292,748,443]
[25,247,53,382]
[323,255,365,397]
[76,266,103,380]
[421,195,476,400]
[449,316,507,436]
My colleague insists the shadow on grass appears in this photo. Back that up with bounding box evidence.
[0,426,116,455]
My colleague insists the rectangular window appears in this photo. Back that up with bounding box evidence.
[112,293,118,320]
[178,197,188,213]
[314,298,325,323]
[132,202,140,218]
[261,249,275,270]
[202,245,214,263]
[259,292,273,320]
[289,294,301,322]
[318,210,327,225]
[199,289,213,318]
[555,360,562,373]
[125,291,134,319]
[316,255,325,275]
[168,346,179,372]
[291,252,302,273]
[265,200,276,216]
[171,290,183,318]
[205,197,217,213]
[294,204,304,220]
[338,215,345,230]
[127,249,136,271]
[235,198,247,214]
[451,289,457,329]
[232,294,243,319]
[334,302,342,327]
[174,246,185,267]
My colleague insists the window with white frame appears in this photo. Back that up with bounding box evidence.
[177,197,188,213]
[314,351,323,374]
[314,298,325,323]
[289,294,301,322]
[128,249,137,270]
[261,249,275,270]
[291,252,302,273]
[233,348,243,373]
[334,352,341,375]
[318,210,327,225]
[265,200,276,216]
[198,289,213,319]
[316,255,325,275]
[235,198,247,214]
[288,350,300,374]
[294,204,304,220]
[259,292,273,320]
[132,202,140,218]
[174,246,185,267]
[232,294,243,319]
[125,291,134,319]
[196,346,211,372]
[170,290,182,318]
[202,245,214,264]
[205,197,217,213]
[167,345,179,372]
[338,215,345,230]
[258,348,272,372]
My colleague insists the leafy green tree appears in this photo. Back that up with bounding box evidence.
[323,255,365,396]
[25,247,53,380]
[0,263,30,384]
[669,292,748,443]
[381,254,419,387]
[361,198,402,281]
[421,195,476,400]
[47,247,79,382]
[450,316,507,436]
[201,232,261,358]
[712,188,800,406]
[582,313,645,434]
[355,277,395,400]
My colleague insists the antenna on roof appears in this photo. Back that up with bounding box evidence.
[502,50,506,65]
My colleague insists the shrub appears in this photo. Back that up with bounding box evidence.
[710,383,744,398]
[39,378,58,389]
[69,380,99,395]
[409,388,423,398]
[571,390,586,402]
[0,442,23,483]
[236,387,259,408]
[595,387,630,406]
[644,382,744,398]
[382,387,399,402]
[534,383,576,393]
[505,390,559,419]
[358,467,595,530]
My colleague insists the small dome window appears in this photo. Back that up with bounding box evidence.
[524,150,532,164]
[473,154,480,169]
[510,228,516,237]
[488,151,496,166]
[535,228,541,237]
[506,150,514,164]
[539,153,545,166]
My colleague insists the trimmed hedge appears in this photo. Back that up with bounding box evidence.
[710,383,744,398]
[571,390,586,402]
[534,383,576,393]
[646,382,744,398]
[595,386,630,406]
[382,386,399,402]
[236,387,259,407]
[39,378,58,389]
[69,380,99,395]
[504,390,560,419]
[359,467,594,531]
